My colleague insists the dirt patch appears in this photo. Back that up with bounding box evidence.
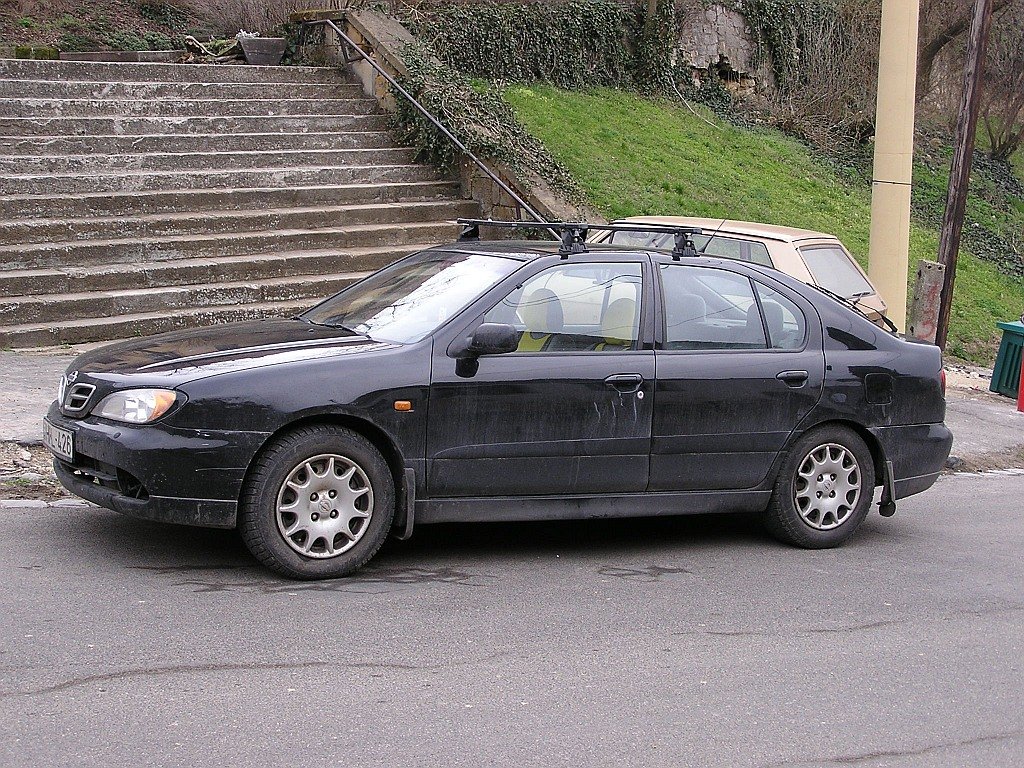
[0,441,68,501]
[947,445,1024,475]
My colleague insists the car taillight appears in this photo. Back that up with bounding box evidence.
[940,368,946,396]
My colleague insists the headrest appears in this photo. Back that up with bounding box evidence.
[518,288,563,334]
[601,297,637,345]
[668,292,707,332]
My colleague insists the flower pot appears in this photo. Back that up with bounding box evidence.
[239,37,287,66]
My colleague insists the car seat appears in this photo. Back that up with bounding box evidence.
[516,288,564,352]
[761,300,785,348]
[593,297,637,351]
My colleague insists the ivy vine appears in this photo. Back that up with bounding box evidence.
[394,43,584,202]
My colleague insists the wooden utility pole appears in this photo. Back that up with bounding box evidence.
[935,0,994,350]
[867,0,920,332]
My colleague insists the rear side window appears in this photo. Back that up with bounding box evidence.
[660,265,767,350]
[800,245,874,299]
[754,284,806,350]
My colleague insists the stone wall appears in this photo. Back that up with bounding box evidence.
[677,3,770,96]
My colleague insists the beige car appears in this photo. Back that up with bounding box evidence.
[591,216,887,322]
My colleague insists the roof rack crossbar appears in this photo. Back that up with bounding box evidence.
[456,218,704,259]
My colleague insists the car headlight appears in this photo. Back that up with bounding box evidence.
[95,389,182,424]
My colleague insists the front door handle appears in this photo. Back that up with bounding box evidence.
[605,373,644,394]
[776,370,809,387]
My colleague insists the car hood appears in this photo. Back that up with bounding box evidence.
[67,319,396,386]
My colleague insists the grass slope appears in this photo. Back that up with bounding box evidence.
[506,85,1024,364]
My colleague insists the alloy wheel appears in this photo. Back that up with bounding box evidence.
[275,453,374,558]
[793,443,861,530]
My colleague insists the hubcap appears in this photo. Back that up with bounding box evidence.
[275,454,373,559]
[794,443,861,530]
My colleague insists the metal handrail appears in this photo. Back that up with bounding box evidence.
[302,18,558,239]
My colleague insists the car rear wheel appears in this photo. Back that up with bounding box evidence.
[765,425,875,548]
[239,425,395,579]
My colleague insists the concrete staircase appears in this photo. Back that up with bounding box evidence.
[0,59,478,348]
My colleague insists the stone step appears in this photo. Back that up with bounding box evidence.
[0,220,462,269]
[0,271,369,328]
[0,131,399,156]
[0,298,320,349]
[1,199,479,245]
[0,163,441,195]
[0,243,436,298]
[0,147,420,175]
[0,114,389,136]
[0,180,461,219]
[0,78,363,100]
[2,97,379,118]
[0,59,349,85]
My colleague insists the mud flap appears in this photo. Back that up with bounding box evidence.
[393,467,416,540]
[879,459,897,517]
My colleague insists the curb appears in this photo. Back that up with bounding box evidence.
[0,499,96,509]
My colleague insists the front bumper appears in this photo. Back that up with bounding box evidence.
[869,422,953,500]
[45,402,269,529]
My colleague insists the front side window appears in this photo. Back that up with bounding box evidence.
[660,265,767,350]
[484,262,643,352]
[302,250,520,343]
[800,245,874,299]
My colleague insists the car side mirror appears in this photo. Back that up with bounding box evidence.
[468,323,519,356]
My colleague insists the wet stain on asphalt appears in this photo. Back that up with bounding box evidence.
[598,565,692,582]
[163,565,497,594]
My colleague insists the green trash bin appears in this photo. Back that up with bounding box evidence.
[990,321,1024,398]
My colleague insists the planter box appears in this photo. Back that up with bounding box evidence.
[239,37,287,66]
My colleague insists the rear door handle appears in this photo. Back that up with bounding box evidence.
[605,373,644,394]
[776,370,809,387]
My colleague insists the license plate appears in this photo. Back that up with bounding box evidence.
[42,419,74,462]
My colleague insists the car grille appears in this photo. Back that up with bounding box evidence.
[63,383,96,413]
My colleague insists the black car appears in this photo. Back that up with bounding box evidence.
[43,222,953,579]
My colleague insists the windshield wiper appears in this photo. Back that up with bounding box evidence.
[806,283,900,334]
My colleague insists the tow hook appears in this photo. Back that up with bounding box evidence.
[879,459,897,517]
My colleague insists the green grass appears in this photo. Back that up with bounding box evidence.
[505,84,1024,364]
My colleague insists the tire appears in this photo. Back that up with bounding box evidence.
[239,425,395,579]
[764,425,875,549]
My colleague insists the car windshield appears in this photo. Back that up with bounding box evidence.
[301,250,521,343]
[799,245,874,299]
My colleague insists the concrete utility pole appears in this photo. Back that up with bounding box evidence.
[934,0,994,350]
[868,0,921,332]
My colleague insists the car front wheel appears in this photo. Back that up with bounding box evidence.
[239,425,395,579]
[765,425,875,548]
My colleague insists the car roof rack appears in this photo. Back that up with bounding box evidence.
[456,218,703,260]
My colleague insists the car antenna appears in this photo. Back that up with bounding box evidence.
[698,218,727,254]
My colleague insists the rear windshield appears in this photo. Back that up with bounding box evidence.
[800,245,874,299]
[302,250,520,343]
[608,230,773,266]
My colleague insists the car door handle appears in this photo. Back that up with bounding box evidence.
[605,374,644,393]
[776,370,809,387]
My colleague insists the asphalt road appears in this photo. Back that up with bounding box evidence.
[1,473,1022,768]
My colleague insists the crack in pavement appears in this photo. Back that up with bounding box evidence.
[675,604,1024,639]
[760,728,1024,767]
[5,652,513,697]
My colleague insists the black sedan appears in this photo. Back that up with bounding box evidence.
[43,224,953,579]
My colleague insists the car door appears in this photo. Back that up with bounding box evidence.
[427,255,655,498]
[650,260,825,492]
